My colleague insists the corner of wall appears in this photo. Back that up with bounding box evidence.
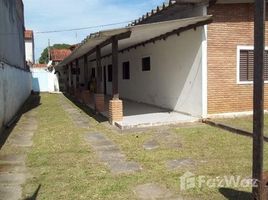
[201,6,208,118]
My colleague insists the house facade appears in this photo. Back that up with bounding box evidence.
[57,0,266,126]
[207,2,268,116]
[25,30,35,64]
[0,0,32,133]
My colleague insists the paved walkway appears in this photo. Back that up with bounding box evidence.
[0,109,38,200]
[85,132,142,174]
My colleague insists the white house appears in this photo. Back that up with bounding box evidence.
[25,30,35,64]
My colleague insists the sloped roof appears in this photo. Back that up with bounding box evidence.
[58,15,212,67]
[129,0,211,26]
[50,49,72,62]
[25,30,33,40]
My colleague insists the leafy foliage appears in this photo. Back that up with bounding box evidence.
[39,44,71,64]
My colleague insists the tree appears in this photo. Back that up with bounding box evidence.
[39,44,71,64]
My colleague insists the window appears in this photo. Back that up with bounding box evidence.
[122,61,130,80]
[108,65,112,82]
[91,68,95,78]
[142,57,151,71]
[239,49,268,82]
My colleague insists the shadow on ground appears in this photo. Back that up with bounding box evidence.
[219,188,252,200]
[63,93,107,123]
[0,93,41,150]
[24,184,41,200]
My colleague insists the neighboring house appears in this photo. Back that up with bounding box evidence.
[49,49,71,91]
[50,49,71,66]
[0,0,32,132]
[56,0,267,126]
[25,30,35,64]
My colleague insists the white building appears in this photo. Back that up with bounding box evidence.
[25,30,35,64]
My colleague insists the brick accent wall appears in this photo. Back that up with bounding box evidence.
[207,3,268,114]
[109,99,123,124]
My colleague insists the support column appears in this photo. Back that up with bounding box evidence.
[70,62,74,95]
[95,45,105,113]
[82,55,91,104]
[75,59,80,99]
[252,0,265,199]
[109,37,123,124]
[84,55,89,89]
[68,64,71,93]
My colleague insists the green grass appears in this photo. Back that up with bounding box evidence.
[22,94,268,200]
[213,115,268,137]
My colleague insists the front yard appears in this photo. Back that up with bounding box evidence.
[213,115,268,137]
[3,94,267,200]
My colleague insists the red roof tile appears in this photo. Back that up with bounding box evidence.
[50,49,72,62]
[25,30,33,40]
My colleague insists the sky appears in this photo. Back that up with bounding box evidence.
[23,0,165,62]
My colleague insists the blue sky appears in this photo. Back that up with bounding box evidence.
[23,0,165,62]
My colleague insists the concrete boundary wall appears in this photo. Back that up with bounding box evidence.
[0,62,32,132]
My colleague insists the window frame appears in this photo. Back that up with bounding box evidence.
[237,45,268,84]
[122,61,130,80]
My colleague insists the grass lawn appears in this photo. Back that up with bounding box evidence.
[213,115,268,137]
[22,94,268,200]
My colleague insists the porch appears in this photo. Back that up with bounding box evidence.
[76,91,199,129]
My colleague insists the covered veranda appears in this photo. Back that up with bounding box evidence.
[56,16,212,128]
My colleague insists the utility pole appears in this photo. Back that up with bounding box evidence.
[252,0,265,199]
[48,39,51,63]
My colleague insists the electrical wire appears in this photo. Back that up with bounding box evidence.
[0,20,132,36]
[35,20,132,34]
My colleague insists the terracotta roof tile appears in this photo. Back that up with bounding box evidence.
[50,49,72,62]
[25,30,33,40]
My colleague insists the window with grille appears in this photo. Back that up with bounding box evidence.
[142,57,151,71]
[239,49,268,82]
[122,61,130,80]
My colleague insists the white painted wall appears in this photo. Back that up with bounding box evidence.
[0,0,25,68]
[87,27,204,117]
[0,0,32,133]
[25,40,34,63]
[31,68,59,92]
[0,62,32,129]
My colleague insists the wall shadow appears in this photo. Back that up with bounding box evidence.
[24,184,41,200]
[32,77,40,92]
[219,188,252,200]
[63,93,107,123]
[0,93,41,150]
